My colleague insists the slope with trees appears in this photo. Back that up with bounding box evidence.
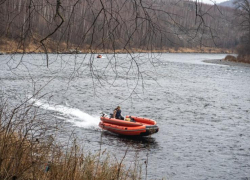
[234,0,250,62]
[0,0,240,54]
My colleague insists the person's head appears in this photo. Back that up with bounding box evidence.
[117,106,120,110]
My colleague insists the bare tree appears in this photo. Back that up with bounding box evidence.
[234,0,250,56]
[0,0,241,96]
[0,0,238,55]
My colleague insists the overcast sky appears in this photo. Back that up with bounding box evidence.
[198,0,229,4]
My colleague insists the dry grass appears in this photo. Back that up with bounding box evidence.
[224,54,250,64]
[224,55,237,61]
[0,38,233,54]
[0,98,142,180]
[163,47,232,53]
[236,55,250,63]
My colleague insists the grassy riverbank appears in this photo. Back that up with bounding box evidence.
[0,38,233,54]
[0,99,142,180]
[203,54,250,67]
[224,55,250,64]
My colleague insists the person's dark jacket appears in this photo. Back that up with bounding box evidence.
[115,109,121,119]
[113,108,124,120]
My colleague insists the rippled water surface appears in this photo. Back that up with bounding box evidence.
[1,53,250,180]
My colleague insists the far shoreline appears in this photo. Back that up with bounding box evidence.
[0,51,232,55]
[0,45,234,55]
[203,59,250,67]
[0,51,231,55]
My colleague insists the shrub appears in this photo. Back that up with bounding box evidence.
[0,98,142,180]
[236,44,250,57]
[224,55,237,61]
[237,55,250,63]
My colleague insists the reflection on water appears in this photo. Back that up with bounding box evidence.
[100,131,159,150]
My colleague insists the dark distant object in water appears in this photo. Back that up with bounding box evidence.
[97,54,102,58]
[99,114,159,136]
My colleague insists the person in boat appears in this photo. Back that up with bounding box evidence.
[112,106,124,120]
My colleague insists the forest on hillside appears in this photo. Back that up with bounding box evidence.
[0,0,241,53]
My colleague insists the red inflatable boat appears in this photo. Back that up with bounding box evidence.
[99,115,159,136]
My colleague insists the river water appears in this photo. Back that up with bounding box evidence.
[0,53,250,180]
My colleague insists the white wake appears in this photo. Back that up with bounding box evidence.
[29,97,100,129]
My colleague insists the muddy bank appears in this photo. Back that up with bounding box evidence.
[203,59,250,67]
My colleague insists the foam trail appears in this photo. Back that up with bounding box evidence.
[29,97,100,129]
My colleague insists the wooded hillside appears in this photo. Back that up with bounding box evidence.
[0,0,240,53]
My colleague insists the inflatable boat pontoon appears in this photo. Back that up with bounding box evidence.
[99,115,159,136]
